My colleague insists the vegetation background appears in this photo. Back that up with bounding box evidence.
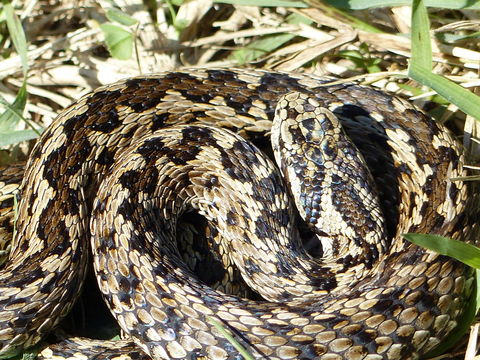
[0,0,479,359]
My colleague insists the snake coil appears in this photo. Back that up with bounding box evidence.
[0,69,477,360]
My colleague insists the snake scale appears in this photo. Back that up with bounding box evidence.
[0,68,477,360]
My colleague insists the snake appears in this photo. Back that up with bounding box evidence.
[0,68,477,360]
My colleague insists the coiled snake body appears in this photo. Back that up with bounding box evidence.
[0,69,476,360]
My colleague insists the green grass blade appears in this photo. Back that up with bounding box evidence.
[409,64,480,121]
[323,0,480,9]
[106,8,138,26]
[214,0,307,7]
[4,3,28,76]
[475,269,480,313]
[438,31,480,43]
[408,0,480,121]
[410,0,432,71]
[215,0,480,8]
[0,129,39,146]
[404,233,480,269]
[0,80,26,129]
[0,5,32,136]
[0,5,39,141]
[207,316,255,360]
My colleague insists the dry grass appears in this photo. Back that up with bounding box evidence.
[1,1,478,144]
[0,0,479,359]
